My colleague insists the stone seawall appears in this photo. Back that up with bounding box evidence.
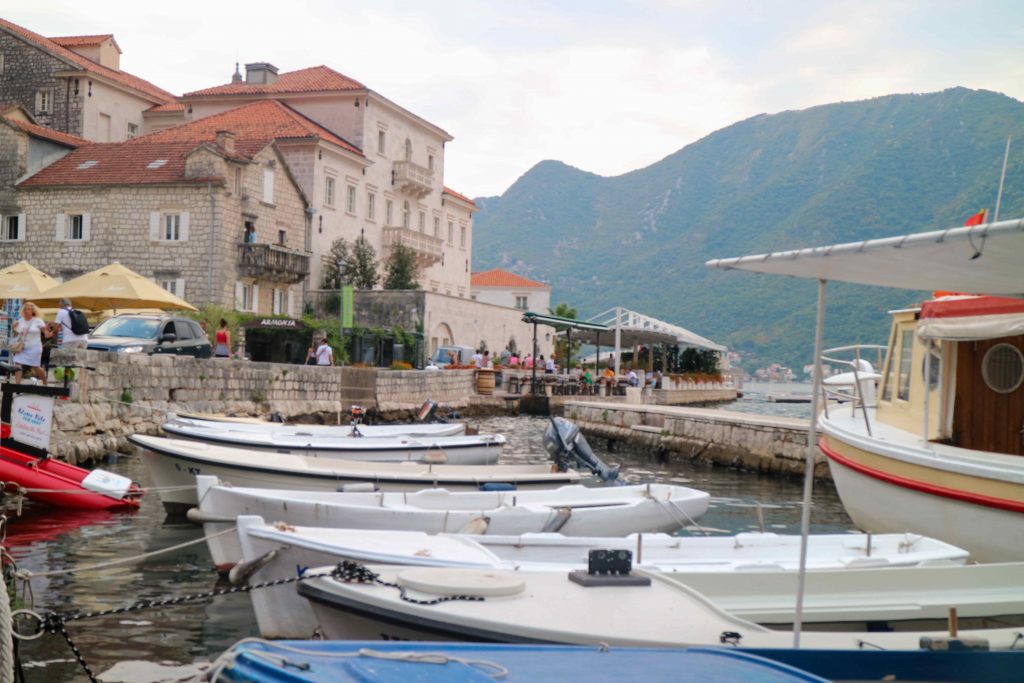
[46,350,476,465]
[563,401,827,480]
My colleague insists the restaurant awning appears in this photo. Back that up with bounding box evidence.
[520,311,609,332]
[576,307,726,352]
[705,217,1024,296]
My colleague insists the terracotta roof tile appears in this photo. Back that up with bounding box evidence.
[443,186,477,207]
[0,18,173,103]
[49,34,116,48]
[183,65,365,97]
[146,102,186,113]
[471,269,548,289]
[2,114,88,148]
[19,99,362,188]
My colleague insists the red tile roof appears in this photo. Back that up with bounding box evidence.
[2,112,87,148]
[471,269,548,289]
[19,99,361,188]
[0,18,173,103]
[183,65,365,97]
[49,34,117,49]
[146,102,186,113]
[443,186,477,207]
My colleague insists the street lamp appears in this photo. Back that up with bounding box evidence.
[338,258,347,359]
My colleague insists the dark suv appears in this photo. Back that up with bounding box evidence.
[87,314,212,358]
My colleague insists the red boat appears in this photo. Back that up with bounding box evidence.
[0,441,142,510]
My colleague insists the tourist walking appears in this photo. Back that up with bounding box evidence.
[545,356,556,374]
[314,338,334,366]
[53,298,88,350]
[214,319,231,359]
[12,302,51,384]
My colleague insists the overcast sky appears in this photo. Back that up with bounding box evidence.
[10,1,1024,197]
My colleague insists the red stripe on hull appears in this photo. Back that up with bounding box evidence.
[819,438,1024,515]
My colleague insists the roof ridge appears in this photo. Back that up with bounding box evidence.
[273,100,364,153]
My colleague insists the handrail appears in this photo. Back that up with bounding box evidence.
[819,343,885,437]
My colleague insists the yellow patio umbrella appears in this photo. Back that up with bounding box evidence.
[32,263,197,312]
[0,260,60,300]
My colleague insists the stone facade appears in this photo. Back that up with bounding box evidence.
[0,29,82,136]
[9,143,309,313]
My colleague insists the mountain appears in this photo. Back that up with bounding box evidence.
[472,88,1024,373]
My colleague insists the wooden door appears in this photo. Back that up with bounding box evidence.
[952,335,1024,455]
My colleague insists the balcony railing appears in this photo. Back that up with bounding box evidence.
[237,243,311,284]
[382,226,443,267]
[393,160,434,198]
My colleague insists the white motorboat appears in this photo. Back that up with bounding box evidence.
[131,434,583,514]
[160,418,502,464]
[194,477,711,571]
[233,518,976,638]
[708,219,1024,562]
[297,563,1024,648]
[166,413,467,438]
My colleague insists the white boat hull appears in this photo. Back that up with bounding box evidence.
[235,520,972,639]
[132,435,581,514]
[168,414,467,438]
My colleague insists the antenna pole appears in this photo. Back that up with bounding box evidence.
[993,135,1012,222]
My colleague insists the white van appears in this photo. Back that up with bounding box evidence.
[430,345,476,366]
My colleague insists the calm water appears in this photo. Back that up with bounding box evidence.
[8,413,852,681]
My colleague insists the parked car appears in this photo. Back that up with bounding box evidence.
[430,345,476,366]
[87,314,212,358]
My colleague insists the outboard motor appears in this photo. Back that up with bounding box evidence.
[416,399,445,423]
[348,405,364,437]
[543,417,620,482]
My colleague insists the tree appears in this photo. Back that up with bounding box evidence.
[321,238,352,290]
[548,302,578,320]
[350,235,379,290]
[383,242,420,290]
[547,302,579,366]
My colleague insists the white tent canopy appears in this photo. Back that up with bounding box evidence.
[705,218,1024,296]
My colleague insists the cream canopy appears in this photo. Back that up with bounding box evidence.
[32,263,197,311]
[0,261,60,300]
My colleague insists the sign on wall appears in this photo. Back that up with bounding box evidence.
[11,394,55,451]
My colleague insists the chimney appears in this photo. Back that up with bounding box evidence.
[231,62,242,84]
[244,62,278,85]
[215,130,236,155]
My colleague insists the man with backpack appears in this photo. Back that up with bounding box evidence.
[53,298,90,350]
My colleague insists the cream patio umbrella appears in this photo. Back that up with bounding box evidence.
[33,263,197,312]
[0,260,60,300]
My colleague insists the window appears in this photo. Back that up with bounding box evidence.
[272,288,286,315]
[127,123,138,139]
[447,221,454,245]
[385,199,393,225]
[402,200,410,228]
[377,130,386,155]
[418,211,426,233]
[239,283,256,312]
[897,329,914,401]
[346,185,356,214]
[367,192,376,220]
[324,176,336,207]
[428,154,435,172]
[164,214,181,241]
[68,214,84,240]
[459,224,466,248]
[0,55,4,75]
[173,320,194,339]
[1,214,23,242]
[35,89,51,114]
[982,343,1024,394]
[433,216,440,238]
[262,167,274,203]
[277,229,287,246]
[515,296,529,310]
[158,277,184,297]
[234,167,242,195]
[404,138,412,161]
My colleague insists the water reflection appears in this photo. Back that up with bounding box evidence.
[7,413,852,681]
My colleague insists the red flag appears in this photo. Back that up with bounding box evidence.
[964,209,986,227]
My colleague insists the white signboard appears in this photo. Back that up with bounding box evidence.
[11,394,55,450]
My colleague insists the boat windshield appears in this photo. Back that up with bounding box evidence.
[92,318,161,339]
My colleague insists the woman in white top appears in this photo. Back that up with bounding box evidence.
[12,301,52,384]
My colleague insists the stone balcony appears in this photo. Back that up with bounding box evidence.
[393,160,434,198]
[237,243,310,284]
[382,226,443,267]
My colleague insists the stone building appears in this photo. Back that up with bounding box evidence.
[0,18,175,141]
[10,100,321,314]
[154,62,477,297]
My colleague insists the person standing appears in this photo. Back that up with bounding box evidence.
[53,298,88,350]
[545,355,556,374]
[12,302,51,384]
[314,338,334,366]
[472,348,483,368]
[214,319,231,359]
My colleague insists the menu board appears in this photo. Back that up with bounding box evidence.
[11,394,55,450]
